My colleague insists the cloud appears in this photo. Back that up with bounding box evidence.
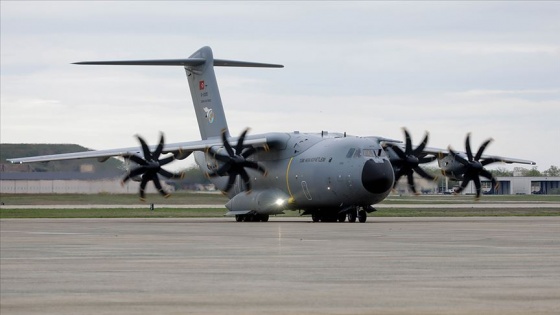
[1,1,559,171]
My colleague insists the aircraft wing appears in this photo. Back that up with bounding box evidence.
[421,146,536,165]
[7,136,272,164]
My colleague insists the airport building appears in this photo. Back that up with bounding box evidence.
[0,171,174,194]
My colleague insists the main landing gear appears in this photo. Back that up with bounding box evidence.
[235,213,269,222]
[310,206,375,223]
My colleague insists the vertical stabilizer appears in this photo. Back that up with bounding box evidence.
[184,47,229,140]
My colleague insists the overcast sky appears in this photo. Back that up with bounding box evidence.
[1,1,559,171]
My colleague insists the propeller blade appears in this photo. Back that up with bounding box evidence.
[454,177,470,194]
[236,128,249,154]
[122,166,148,184]
[419,156,437,164]
[481,157,503,166]
[221,130,235,157]
[137,135,153,161]
[242,160,267,175]
[406,172,417,194]
[223,173,237,192]
[465,133,473,161]
[241,147,257,158]
[474,177,482,199]
[448,147,470,166]
[239,169,252,193]
[125,154,148,166]
[404,128,413,155]
[207,147,230,162]
[389,145,408,160]
[475,138,493,161]
[241,145,268,158]
[412,132,429,156]
[158,155,175,166]
[413,166,436,181]
[393,168,406,185]
[153,133,165,160]
[479,169,494,181]
[152,175,170,197]
[139,176,150,200]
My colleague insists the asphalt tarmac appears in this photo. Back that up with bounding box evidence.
[1,217,559,315]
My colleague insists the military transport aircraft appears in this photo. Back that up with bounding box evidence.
[9,46,535,223]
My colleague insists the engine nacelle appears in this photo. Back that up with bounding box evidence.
[438,154,467,181]
[225,189,290,215]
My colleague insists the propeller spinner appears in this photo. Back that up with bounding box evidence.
[122,133,184,200]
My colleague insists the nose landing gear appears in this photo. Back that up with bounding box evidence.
[347,206,369,223]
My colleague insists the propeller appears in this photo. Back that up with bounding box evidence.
[206,128,268,193]
[384,128,437,194]
[448,133,502,199]
[122,133,184,200]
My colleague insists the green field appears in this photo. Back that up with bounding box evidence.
[0,191,229,205]
[1,192,559,218]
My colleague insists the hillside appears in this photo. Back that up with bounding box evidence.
[0,143,124,173]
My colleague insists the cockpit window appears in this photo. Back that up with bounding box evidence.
[363,149,377,157]
[349,148,380,158]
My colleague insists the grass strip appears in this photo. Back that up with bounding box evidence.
[2,207,559,219]
[0,208,227,219]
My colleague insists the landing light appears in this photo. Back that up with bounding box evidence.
[275,198,285,206]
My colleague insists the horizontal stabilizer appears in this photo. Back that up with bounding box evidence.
[73,58,206,66]
[213,59,283,68]
[73,59,283,68]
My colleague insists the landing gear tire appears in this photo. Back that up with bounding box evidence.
[358,210,367,223]
[236,214,270,222]
[348,209,357,223]
[337,212,347,222]
[312,213,320,222]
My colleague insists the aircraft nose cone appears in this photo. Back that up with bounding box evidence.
[361,159,394,194]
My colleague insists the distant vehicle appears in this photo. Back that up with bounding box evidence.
[9,46,536,222]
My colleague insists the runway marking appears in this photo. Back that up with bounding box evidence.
[1,231,91,235]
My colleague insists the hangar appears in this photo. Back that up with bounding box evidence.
[462,176,560,195]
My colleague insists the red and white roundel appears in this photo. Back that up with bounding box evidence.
[199,81,205,90]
